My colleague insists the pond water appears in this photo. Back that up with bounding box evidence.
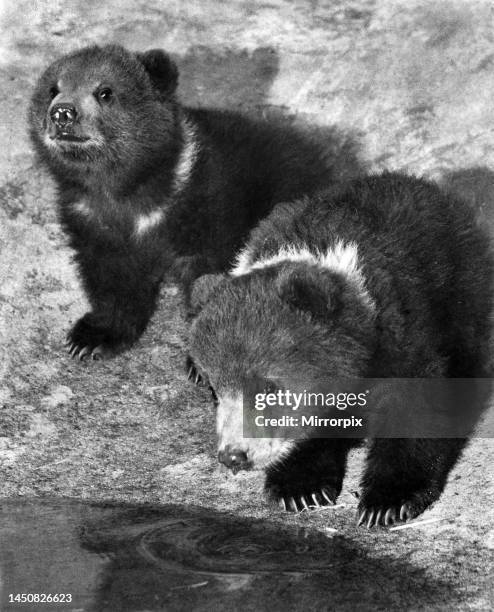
[0,498,453,611]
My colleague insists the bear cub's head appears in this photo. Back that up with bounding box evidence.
[29,45,179,174]
[189,260,376,473]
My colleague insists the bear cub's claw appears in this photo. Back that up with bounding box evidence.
[268,481,338,513]
[185,355,203,385]
[277,488,337,513]
[67,314,122,360]
[67,342,106,361]
[356,504,414,528]
[357,487,436,528]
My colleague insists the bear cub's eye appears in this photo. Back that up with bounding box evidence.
[49,86,59,99]
[263,380,278,395]
[96,87,113,104]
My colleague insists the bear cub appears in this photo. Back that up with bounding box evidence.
[29,44,359,359]
[188,172,493,527]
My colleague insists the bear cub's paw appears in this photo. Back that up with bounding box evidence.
[357,486,440,528]
[265,468,340,513]
[66,313,126,360]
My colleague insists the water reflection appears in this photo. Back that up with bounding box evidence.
[0,498,457,611]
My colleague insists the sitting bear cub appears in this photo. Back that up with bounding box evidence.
[28,44,359,359]
[188,172,493,527]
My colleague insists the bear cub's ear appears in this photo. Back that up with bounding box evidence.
[136,49,179,96]
[277,266,341,322]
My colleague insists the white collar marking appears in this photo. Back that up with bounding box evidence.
[69,118,198,237]
[134,209,165,237]
[231,241,375,311]
[72,199,164,236]
[172,118,199,194]
[133,118,198,238]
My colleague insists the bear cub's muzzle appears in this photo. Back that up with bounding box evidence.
[48,103,88,141]
[218,446,252,474]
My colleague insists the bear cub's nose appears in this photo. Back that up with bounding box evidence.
[50,104,77,128]
[218,447,250,474]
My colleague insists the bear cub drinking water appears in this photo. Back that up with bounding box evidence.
[188,172,493,527]
[29,44,359,359]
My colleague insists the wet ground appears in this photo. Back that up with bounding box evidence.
[0,0,494,610]
[0,498,483,611]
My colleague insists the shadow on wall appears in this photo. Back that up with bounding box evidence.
[174,45,280,112]
[171,45,367,184]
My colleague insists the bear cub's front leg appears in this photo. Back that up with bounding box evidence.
[67,249,163,359]
[67,311,142,360]
[265,439,357,512]
[357,438,465,528]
